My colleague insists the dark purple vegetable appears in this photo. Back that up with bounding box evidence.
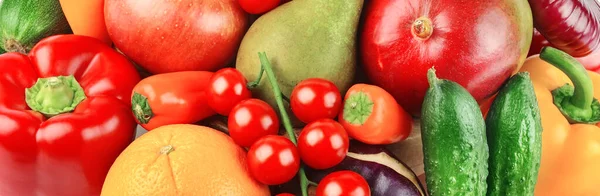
[528,0,600,57]
[305,141,426,196]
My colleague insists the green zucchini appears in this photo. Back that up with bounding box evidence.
[0,0,71,54]
[485,72,542,196]
[421,68,489,196]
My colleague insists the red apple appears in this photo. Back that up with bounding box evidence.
[105,0,249,74]
[360,0,533,116]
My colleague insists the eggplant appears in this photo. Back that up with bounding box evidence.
[305,141,426,196]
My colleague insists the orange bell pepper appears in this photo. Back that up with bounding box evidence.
[59,0,111,44]
[518,47,600,195]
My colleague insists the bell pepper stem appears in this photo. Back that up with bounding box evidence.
[258,52,308,196]
[25,76,86,117]
[540,46,600,123]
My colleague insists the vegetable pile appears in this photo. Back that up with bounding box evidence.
[0,0,599,195]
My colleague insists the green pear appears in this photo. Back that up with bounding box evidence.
[236,0,364,125]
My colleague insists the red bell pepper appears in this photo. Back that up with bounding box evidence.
[0,35,140,195]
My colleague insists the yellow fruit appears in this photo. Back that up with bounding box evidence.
[101,124,270,196]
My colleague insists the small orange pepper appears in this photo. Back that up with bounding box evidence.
[518,47,600,195]
[59,0,112,44]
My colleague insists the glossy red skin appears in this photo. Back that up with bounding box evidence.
[338,84,412,145]
[239,0,281,14]
[276,193,295,196]
[247,135,300,185]
[132,71,215,131]
[0,35,140,195]
[529,0,600,57]
[228,99,279,147]
[298,119,349,170]
[291,78,342,124]
[361,0,530,116]
[105,0,249,74]
[528,29,551,57]
[316,171,370,196]
[207,68,252,116]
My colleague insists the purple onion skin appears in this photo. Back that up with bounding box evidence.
[305,141,426,196]
[529,0,600,57]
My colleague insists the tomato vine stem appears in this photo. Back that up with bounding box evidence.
[247,63,265,88]
[258,52,309,196]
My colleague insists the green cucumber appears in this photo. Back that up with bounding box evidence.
[0,0,71,54]
[421,68,489,196]
[485,73,542,196]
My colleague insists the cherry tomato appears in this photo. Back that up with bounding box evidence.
[239,0,281,15]
[276,193,295,196]
[298,119,349,169]
[316,171,371,196]
[228,99,279,147]
[207,68,252,116]
[247,135,300,185]
[338,84,412,145]
[291,78,342,124]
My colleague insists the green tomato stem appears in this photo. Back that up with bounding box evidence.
[258,52,297,144]
[247,63,265,89]
[281,93,291,103]
[540,46,600,123]
[258,52,308,196]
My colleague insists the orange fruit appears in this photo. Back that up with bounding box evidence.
[101,124,270,196]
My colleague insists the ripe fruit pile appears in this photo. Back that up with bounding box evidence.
[2,0,599,195]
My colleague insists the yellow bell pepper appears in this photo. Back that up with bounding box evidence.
[519,47,600,195]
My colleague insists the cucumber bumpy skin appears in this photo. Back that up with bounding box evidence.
[485,72,542,196]
[421,68,489,196]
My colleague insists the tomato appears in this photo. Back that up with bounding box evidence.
[276,193,295,196]
[316,171,370,196]
[298,119,349,169]
[207,68,252,116]
[291,78,342,124]
[238,0,281,15]
[338,84,412,145]
[228,99,279,147]
[247,135,300,185]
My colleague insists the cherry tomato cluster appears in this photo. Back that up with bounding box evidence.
[206,69,371,194]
